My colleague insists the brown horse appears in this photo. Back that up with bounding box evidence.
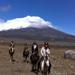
[23,48,29,63]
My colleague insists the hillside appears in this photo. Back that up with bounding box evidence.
[0,27,75,43]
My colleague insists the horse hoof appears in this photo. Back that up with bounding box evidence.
[31,69,34,72]
[35,72,38,75]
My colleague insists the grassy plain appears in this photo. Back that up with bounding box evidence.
[0,42,75,75]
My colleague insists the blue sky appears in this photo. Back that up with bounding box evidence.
[0,0,75,35]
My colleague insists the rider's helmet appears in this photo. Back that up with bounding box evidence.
[44,42,48,45]
[44,42,49,48]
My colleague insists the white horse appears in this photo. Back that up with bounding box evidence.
[40,56,51,75]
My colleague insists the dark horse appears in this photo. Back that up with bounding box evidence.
[23,48,29,63]
[30,53,39,73]
[30,42,39,74]
[9,47,15,62]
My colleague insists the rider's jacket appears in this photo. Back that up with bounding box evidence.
[41,47,50,57]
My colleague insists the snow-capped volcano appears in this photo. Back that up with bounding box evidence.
[0,16,75,43]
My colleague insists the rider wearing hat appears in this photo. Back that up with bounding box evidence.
[40,42,51,73]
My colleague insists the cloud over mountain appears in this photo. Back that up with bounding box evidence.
[0,16,54,31]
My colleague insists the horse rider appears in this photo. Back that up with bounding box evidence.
[40,42,51,73]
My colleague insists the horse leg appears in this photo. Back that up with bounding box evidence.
[9,52,12,62]
[11,54,15,62]
[10,55,12,62]
[26,56,29,63]
[25,56,28,63]
[41,60,48,75]
[34,64,36,72]
[45,60,51,74]
[11,55,13,62]
[27,57,29,63]
[23,55,26,62]
[48,62,51,73]
[10,54,13,62]
[44,62,48,75]
[35,64,39,75]
[41,60,44,72]
[24,56,27,62]
[36,62,40,72]
[31,64,35,72]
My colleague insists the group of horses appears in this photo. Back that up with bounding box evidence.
[9,43,51,75]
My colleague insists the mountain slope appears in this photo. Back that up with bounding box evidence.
[0,27,75,42]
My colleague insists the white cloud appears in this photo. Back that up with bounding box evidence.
[0,16,54,31]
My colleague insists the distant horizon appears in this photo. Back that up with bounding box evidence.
[0,0,75,35]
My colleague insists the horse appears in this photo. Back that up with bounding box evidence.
[30,42,40,74]
[30,52,39,74]
[9,47,15,62]
[23,48,29,63]
[40,56,51,75]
